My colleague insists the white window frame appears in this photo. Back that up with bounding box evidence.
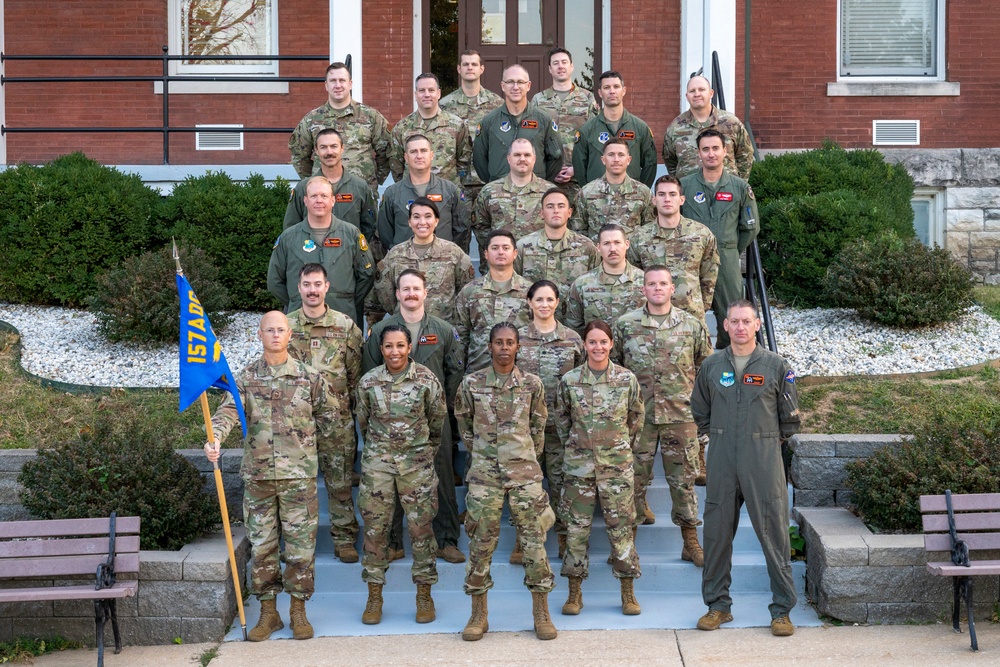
[161,0,285,94]
[912,188,944,248]
[837,0,946,82]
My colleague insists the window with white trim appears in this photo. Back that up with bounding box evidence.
[840,0,944,78]
[169,0,278,76]
[912,189,943,248]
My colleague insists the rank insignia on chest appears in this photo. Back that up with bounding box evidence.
[303,239,317,252]
[428,194,443,202]
[720,371,735,387]
[500,121,512,132]
[716,192,734,202]
[693,192,706,204]
[310,339,321,349]
[419,334,438,345]
[743,374,765,386]
[598,131,610,143]
[335,193,354,203]
[521,120,538,129]
[323,238,342,247]
[618,130,635,141]
[552,120,559,131]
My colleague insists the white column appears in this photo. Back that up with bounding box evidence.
[602,0,612,72]
[412,0,421,112]
[680,0,736,113]
[331,0,364,101]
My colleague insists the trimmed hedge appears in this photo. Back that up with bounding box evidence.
[750,143,916,307]
[0,153,161,307]
[164,172,289,311]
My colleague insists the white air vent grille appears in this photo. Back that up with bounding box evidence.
[872,120,920,146]
[196,124,244,151]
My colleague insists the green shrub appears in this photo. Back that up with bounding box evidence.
[824,231,974,327]
[165,172,289,311]
[0,153,161,307]
[90,243,231,344]
[18,416,219,550]
[749,143,916,306]
[845,405,1000,532]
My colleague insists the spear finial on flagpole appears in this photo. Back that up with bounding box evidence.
[172,237,183,276]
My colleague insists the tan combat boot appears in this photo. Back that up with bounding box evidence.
[531,592,558,640]
[562,576,583,615]
[361,582,383,625]
[557,533,567,561]
[695,436,708,486]
[289,596,313,640]
[620,577,641,615]
[461,593,489,641]
[334,542,359,563]
[642,506,656,525]
[415,584,436,623]
[680,526,705,567]
[247,597,283,642]
[509,530,524,565]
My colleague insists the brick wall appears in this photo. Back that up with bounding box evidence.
[609,0,682,157]
[362,0,414,126]
[738,0,1000,150]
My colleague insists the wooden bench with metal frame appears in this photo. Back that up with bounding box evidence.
[920,491,1000,652]
[0,513,140,667]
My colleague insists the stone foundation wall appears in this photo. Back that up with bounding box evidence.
[789,434,908,509]
[0,449,249,645]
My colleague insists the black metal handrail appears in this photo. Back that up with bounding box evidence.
[1,49,351,164]
[710,51,777,353]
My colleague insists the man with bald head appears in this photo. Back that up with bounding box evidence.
[663,74,754,180]
[473,63,563,184]
[473,138,556,247]
[206,310,336,642]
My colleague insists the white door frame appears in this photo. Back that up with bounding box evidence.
[680,0,736,112]
[331,0,364,101]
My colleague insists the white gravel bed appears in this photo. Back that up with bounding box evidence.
[771,305,1000,377]
[2,303,1000,387]
[0,303,263,388]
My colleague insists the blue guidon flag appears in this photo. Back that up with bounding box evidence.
[176,273,247,438]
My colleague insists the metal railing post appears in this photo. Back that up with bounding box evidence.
[162,46,170,164]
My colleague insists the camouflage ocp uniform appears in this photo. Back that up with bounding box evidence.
[531,85,600,196]
[564,263,645,334]
[440,87,504,201]
[282,172,378,241]
[211,356,334,601]
[555,360,644,580]
[472,173,555,246]
[373,236,475,324]
[356,360,447,585]
[662,105,755,180]
[455,365,555,596]
[570,175,655,242]
[516,321,584,536]
[388,109,473,188]
[286,307,363,550]
[289,100,392,191]
[612,306,712,527]
[625,217,720,324]
[513,228,600,324]
[454,272,532,373]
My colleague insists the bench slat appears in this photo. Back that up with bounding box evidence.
[924,533,1000,552]
[1,553,139,579]
[922,512,1000,533]
[0,517,140,539]
[0,581,138,603]
[919,493,1000,513]
[0,535,140,559]
[927,561,1000,577]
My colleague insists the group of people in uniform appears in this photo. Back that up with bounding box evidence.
[203,47,801,644]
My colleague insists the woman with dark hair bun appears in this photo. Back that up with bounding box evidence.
[555,319,645,617]
[516,279,584,562]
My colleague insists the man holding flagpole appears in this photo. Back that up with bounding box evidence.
[205,310,335,642]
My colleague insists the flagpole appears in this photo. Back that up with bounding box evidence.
[174,240,248,641]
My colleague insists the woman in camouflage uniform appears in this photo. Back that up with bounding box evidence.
[555,320,645,616]
[516,280,585,561]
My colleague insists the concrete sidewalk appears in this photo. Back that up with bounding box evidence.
[25,624,999,666]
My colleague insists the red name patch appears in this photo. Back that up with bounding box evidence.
[419,335,438,345]
[743,374,765,386]
[617,130,636,140]
[715,192,734,201]
[520,120,539,129]
[427,194,443,202]
[323,238,342,247]
[335,194,354,203]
